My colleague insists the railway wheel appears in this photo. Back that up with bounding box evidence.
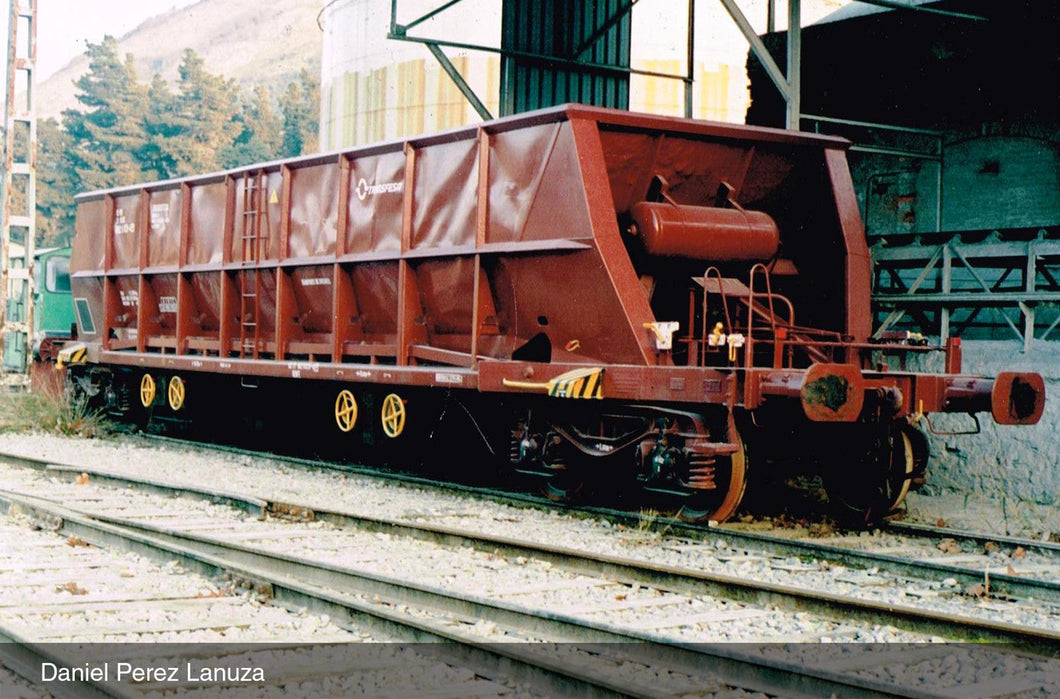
[903,423,930,490]
[826,422,917,526]
[167,376,186,411]
[540,431,585,503]
[381,393,406,438]
[334,389,358,433]
[676,424,748,524]
[139,374,156,408]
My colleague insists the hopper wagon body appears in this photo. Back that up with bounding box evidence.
[65,105,1044,523]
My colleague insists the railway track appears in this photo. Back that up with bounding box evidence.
[0,489,742,699]
[0,470,921,699]
[0,505,527,698]
[138,434,1060,603]
[0,443,1059,698]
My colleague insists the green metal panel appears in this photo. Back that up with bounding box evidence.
[501,0,631,115]
[2,247,74,371]
[35,247,74,336]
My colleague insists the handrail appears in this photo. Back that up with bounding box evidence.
[699,266,733,367]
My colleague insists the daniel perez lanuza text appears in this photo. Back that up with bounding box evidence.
[41,662,265,683]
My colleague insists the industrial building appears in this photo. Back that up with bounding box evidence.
[316,0,1059,505]
[748,0,1059,347]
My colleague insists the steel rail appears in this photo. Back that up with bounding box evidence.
[884,520,1060,558]
[0,488,923,699]
[39,438,1060,607]
[2,449,1059,652]
[0,627,114,699]
[0,491,671,699]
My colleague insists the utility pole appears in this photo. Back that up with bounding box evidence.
[0,0,38,384]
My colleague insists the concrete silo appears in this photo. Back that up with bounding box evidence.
[318,0,500,149]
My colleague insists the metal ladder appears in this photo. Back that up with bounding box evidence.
[238,172,263,358]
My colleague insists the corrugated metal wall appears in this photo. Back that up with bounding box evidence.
[500,0,631,115]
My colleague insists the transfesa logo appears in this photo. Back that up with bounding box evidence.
[355,178,403,201]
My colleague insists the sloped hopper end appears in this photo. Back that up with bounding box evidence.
[991,372,1046,425]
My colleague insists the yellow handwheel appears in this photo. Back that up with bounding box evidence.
[381,393,406,438]
[140,374,156,408]
[334,389,358,433]
[168,376,186,411]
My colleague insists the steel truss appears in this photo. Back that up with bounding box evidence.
[1,0,37,380]
[386,1,984,129]
[873,230,1060,351]
[387,0,806,124]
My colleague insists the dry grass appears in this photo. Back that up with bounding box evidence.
[0,381,110,438]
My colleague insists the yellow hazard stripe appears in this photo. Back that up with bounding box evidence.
[57,344,87,368]
[583,369,602,398]
[547,369,603,399]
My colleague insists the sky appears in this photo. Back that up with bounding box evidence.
[5,0,852,83]
[15,0,852,81]
[4,0,199,81]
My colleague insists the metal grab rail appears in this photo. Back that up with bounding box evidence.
[687,265,956,370]
[698,266,734,367]
[746,263,794,368]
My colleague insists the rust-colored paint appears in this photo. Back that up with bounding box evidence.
[176,273,193,354]
[800,363,865,422]
[945,337,963,374]
[68,105,1042,429]
[179,182,192,267]
[569,116,656,365]
[991,372,1046,425]
[278,164,292,260]
[631,202,780,262]
[137,190,150,270]
[824,148,872,345]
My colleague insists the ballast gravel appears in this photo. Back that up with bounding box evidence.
[0,666,50,699]
[0,464,933,645]
[2,432,1057,637]
[0,509,562,696]
[3,432,1060,696]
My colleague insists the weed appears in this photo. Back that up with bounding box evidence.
[0,382,110,438]
[636,508,675,538]
[636,508,660,533]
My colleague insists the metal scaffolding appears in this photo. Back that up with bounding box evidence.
[872,230,1060,351]
[0,0,37,380]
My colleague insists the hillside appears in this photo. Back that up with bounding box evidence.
[37,0,322,121]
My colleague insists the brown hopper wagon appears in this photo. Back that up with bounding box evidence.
[64,105,1045,523]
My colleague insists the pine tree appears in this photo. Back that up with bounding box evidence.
[165,49,242,175]
[37,39,322,243]
[36,118,76,246]
[279,68,320,157]
[139,73,182,181]
[221,84,283,168]
[61,36,148,192]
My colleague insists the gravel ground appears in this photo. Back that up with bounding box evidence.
[4,430,1059,540]
[0,463,938,644]
[2,431,1060,696]
[0,432,1057,637]
[0,499,546,697]
[0,459,777,698]
[902,489,1060,538]
[0,667,50,699]
[0,512,359,644]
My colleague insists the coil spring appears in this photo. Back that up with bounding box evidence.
[685,446,718,490]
